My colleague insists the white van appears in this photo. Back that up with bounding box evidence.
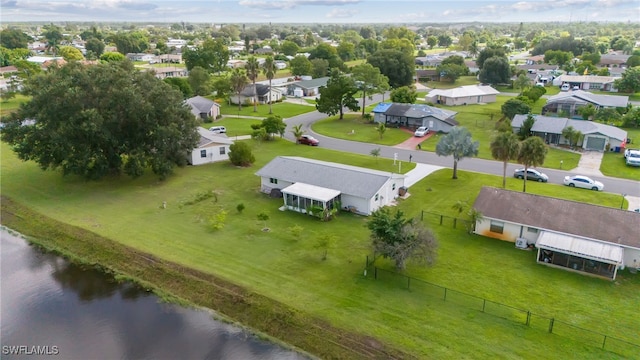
[560,83,570,91]
[208,126,226,134]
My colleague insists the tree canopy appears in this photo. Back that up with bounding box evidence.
[516,136,547,192]
[367,49,415,88]
[614,67,640,93]
[367,208,437,271]
[501,98,531,120]
[352,63,389,116]
[315,69,360,120]
[490,132,520,188]
[435,127,479,179]
[289,55,313,77]
[0,29,31,49]
[390,86,417,104]
[1,61,199,180]
[478,56,511,85]
[183,38,229,73]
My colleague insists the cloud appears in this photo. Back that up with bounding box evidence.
[325,7,359,18]
[239,0,360,11]
[1,0,17,8]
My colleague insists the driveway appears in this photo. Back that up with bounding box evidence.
[570,151,604,177]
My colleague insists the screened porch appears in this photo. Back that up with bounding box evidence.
[281,182,341,215]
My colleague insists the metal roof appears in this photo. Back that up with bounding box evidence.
[385,103,458,123]
[473,187,640,249]
[255,156,404,199]
[426,85,500,99]
[536,231,623,264]
[546,90,629,108]
[196,127,233,147]
[282,182,341,202]
[289,77,330,90]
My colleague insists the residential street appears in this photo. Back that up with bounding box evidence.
[282,107,640,199]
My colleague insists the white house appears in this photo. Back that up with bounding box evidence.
[188,128,234,166]
[186,96,220,120]
[425,85,500,106]
[255,156,406,216]
[126,53,156,62]
[473,187,640,280]
[231,84,283,105]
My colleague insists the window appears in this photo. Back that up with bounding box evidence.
[200,150,207,158]
[490,220,504,234]
[269,178,278,184]
[375,194,379,201]
[527,227,538,234]
[219,147,226,155]
[392,183,396,190]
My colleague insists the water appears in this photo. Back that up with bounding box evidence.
[0,228,308,360]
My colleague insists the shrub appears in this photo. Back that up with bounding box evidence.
[208,210,227,230]
[236,203,245,214]
[228,142,255,167]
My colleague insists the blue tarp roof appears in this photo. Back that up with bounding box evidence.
[372,102,393,113]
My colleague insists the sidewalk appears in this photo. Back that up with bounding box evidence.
[404,163,444,187]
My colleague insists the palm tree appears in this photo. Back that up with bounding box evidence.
[245,56,260,112]
[230,68,248,112]
[516,136,548,193]
[490,132,521,188]
[291,124,304,143]
[435,127,479,179]
[262,56,276,114]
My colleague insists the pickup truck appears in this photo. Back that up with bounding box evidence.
[624,148,640,167]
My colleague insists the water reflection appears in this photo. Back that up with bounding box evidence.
[1,228,308,360]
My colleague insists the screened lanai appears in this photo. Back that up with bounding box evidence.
[281,182,341,215]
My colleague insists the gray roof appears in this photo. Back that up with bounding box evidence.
[290,77,330,90]
[512,114,627,141]
[546,90,629,108]
[240,84,278,97]
[255,156,405,199]
[386,103,458,124]
[186,96,218,116]
[197,127,233,147]
[473,187,640,249]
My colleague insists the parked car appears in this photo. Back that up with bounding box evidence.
[513,168,548,182]
[414,126,429,137]
[624,148,640,167]
[297,134,319,146]
[563,175,604,191]
[208,126,226,134]
[560,83,570,91]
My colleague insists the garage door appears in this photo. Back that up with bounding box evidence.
[585,137,605,151]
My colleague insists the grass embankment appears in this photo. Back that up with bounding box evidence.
[217,101,315,118]
[313,114,410,146]
[2,139,638,359]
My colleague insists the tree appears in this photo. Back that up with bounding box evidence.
[435,127,479,179]
[315,234,337,260]
[42,24,64,56]
[436,64,467,83]
[182,38,229,73]
[521,86,546,103]
[262,56,276,114]
[426,36,437,49]
[577,103,596,120]
[85,38,105,57]
[370,148,381,161]
[367,208,437,271]
[228,141,255,167]
[390,86,417,104]
[309,43,343,70]
[164,77,193,98]
[593,107,622,124]
[99,51,126,62]
[614,67,640,93]
[291,124,304,141]
[257,115,286,140]
[352,63,389,117]
[337,42,356,62]
[111,31,149,55]
[478,56,511,85]
[501,98,531,120]
[280,40,300,56]
[289,55,312,77]
[376,123,386,139]
[58,46,84,61]
[315,69,359,120]
[514,74,531,91]
[211,76,232,101]
[188,66,211,96]
[516,136,547,193]
[367,49,415,88]
[230,68,248,111]
[1,61,199,180]
[0,29,31,49]
[518,114,536,140]
[311,58,329,78]
[622,107,640,128]
[437,34,453,48]
[490,132,520,188]
[476,47,506,69]
[245,56,260,112]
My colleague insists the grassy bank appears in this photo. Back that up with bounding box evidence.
[1,138,638,359]
[0,196,406,360]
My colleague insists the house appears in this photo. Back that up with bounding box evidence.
[415,69,440,82]
[511,114,627,152]
[274,60,287,70]
[255,156,406,216]
[149,67,188,80]
[425,85,499,106]
[126,53,156,62]
[187,127,234,166]
[472,187,640,280]
[156,54,182,64]
[287,77,329,97]
[186,96,220,120]
[552,74,618,92]
[253,46,273,55]
[231,84,283,105]
[226,59,246,69]
[525,55,545,65]
[599,53,631,68]
[0,66,19,75]
[372,103,458,133]
[542,90,629,118]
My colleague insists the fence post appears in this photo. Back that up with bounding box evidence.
[407,276,411,290]
[440,215,443,225]
[602,335,607,349]
[421,210,424,221]
[526,311,531,326]
[482,299,486,312]
[548,318,554,333]
[374,267,378,280]
[366,255,369,267]
[443,287,447,301]
[453,218,457,228]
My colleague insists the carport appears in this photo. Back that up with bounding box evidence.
[536,231,623,280]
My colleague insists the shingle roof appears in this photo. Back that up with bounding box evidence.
[186,96,218,117]
[290,77,330,90]
[512,114,627,141]
[546,90,629,108]
[255,156,405,199]
[556,74,616,84]
[385,103,458,124]
[240,84,274,97]
[196,127,233,147]
[473,187,640,249]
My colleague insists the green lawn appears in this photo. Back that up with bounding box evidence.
[599,127,640,180]
[1,139,638,359]
[0,94,29,117]
[312,114,411,146]
[201,118,262,137]
[419,75,480,89]
[218,101,316,118]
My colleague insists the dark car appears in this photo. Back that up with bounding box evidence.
[297,135,319,146]
[513,168,548,182]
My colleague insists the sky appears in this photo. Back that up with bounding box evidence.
[1,0,639,24]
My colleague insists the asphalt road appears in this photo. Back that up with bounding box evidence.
[283,100,640,198]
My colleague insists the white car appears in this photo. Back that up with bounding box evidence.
[563,175,604,191]
[414,126,429,137]
[624,148,640,167]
